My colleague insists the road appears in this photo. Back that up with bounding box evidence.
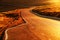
[5,7,60,40]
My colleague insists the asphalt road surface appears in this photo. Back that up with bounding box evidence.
[5,7,60,40]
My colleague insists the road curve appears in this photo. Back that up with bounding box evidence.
[21,8,60,40]
[5,7,60,40]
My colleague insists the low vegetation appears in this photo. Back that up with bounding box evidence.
[32,7,60,18]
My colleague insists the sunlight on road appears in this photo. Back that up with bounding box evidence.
[21,8,60,40]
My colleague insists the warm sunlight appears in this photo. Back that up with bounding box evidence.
[50,0,60,2]
[49,0,60,6]
[47,0,60,10]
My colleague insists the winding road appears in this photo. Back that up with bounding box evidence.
[5,7,60,40]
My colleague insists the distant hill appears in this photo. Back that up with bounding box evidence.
[0,0,50,12]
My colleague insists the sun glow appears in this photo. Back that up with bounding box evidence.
[48,0,60,8]
[50,0,60,5]
[50,0,60,2]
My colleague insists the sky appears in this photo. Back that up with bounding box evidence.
[0,0,48,6]
[0,0,49,11]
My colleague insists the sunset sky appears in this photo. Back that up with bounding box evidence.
[0,0,48,6]
[0,0,60,11]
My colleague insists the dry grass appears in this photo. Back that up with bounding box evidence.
[0,9,24,40]
[32,7,60,18]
